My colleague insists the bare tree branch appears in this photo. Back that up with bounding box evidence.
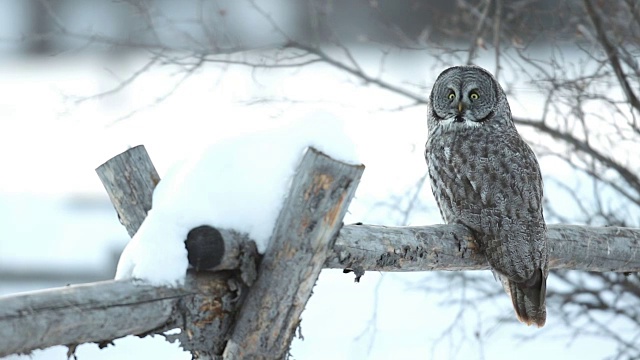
[512,117,640,206]
[584,0,640,113]
[286,41,427,106]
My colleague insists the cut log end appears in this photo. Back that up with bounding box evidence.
[185,225,226,271]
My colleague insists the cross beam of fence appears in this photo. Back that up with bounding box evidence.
[1,145,638,358]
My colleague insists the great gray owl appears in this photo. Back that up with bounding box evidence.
[424,65,548,327]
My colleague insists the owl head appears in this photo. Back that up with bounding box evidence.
[427,65,512,133]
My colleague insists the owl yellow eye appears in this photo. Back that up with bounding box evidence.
[448,93,456,100]
[470,92,479,100]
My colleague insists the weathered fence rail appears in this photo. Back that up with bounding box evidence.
[1,145,639,358]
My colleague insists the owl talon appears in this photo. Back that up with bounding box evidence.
[343,265,365,283]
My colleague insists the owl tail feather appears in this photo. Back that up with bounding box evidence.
[494,269,547,328]
[502,269,547,327]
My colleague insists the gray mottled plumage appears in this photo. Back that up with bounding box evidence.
[424,65,548,327]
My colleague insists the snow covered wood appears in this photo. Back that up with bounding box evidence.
[2,223,637,357]
[98,145,258,277]
[143,222,640,274]
[174,222,640,274]
[0,144,260,358]
[114,116,359,285]
[328,223,640,273]
[3,145,640,358]
[222,148,364,359]
[95,144,258,357]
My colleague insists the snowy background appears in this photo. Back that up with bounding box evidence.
[0,52,616,360]
[0,1,629,359]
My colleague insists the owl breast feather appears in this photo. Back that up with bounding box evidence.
[426,126,546,280]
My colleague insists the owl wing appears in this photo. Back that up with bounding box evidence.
[426,129,546,282]
[476,133,546,281]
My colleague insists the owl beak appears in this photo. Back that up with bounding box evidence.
[454,101,466,123]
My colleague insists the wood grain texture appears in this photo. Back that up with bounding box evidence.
[0,273,238,357]
[3,222,637,356]
[93,145,256,358]
[3,145,639,358]
[327,223,640,273]
[96,145,159,237]
[222,148,365,359]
